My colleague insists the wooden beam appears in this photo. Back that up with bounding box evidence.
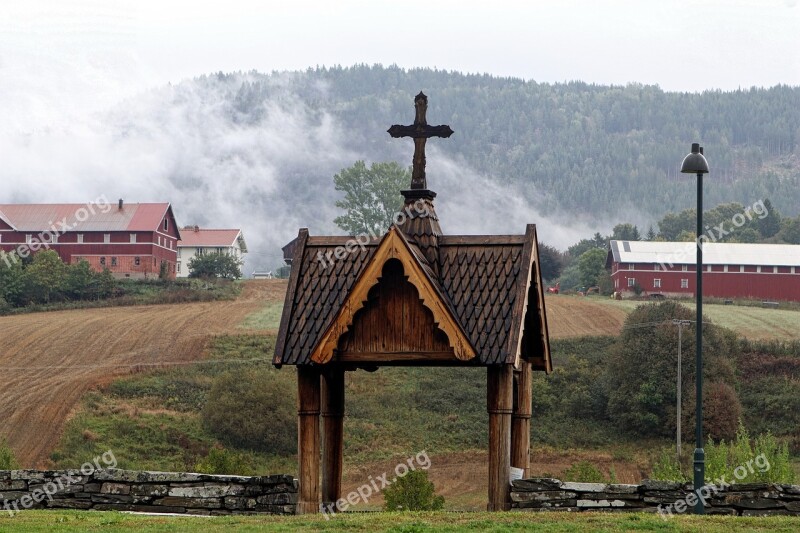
[487,364,513,511]
[336,351,459,363]
[321,367,345,509]
[511,361,532,478]
[297,366,321,514]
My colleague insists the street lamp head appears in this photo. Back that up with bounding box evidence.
[681,142,709,174]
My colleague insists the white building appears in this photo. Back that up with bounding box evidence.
[177,226,247,278]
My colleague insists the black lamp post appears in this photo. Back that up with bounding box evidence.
[681,142,709,514]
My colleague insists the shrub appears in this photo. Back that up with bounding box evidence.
[561,461,608,483]
[649,422,795,484]
[650,449,689,482]
[383,469,444,511]
[202,367,296,455]
[194,446,252,475]
[0,438,19,469]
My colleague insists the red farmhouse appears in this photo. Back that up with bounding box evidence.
[0,201,180,279]
[607,240,800,301]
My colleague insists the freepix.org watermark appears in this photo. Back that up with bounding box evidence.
[320,450,432,519]
[317,200,432,269]
[656,452,771,518]
[656,199,769,271]
[1,450,117,517]
[0,195,113,268]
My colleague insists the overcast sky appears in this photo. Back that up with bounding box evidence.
[2,0,799,124]
[1,1,799,263]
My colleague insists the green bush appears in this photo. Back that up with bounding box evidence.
[561,461,609,483]
[195,446,253,475]
[0,296,11,315]
[383,470,444,511]
[649,423,795,484]
[202,367,296,455]
[0,438,19,469]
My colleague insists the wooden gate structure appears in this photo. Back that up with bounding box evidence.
[274,92,552,513]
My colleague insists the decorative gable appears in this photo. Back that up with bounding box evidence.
[310,227,476,364]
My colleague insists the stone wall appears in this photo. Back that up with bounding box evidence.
[511,478,800,516]
[0,469,297,515]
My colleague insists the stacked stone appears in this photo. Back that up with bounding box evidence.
[511,478,800,516]
[0,469,297,515]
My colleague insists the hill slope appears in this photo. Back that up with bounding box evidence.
[0,280,286,467]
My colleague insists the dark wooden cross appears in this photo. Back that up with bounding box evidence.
[388,92,454,190]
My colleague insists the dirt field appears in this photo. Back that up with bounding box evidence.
[545,295,628,338]
[0,280,287,468]
[342,449,649,511]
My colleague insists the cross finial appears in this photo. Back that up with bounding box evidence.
[388,92,454,189]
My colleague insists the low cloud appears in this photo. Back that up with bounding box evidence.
[2,72,622,273]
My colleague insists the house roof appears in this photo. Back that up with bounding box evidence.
[178,228,245,250]
[608,240,800,267]
[0,203,176,234]
[274,225,551,370]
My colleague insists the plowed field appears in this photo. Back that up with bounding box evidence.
[0,280,287,467]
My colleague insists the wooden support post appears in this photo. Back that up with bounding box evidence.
[511,361,532,478]
[321,367,345,510]
[297,366,321,514]
[487,364,513,511]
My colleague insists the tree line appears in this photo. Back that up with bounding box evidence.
[211,65,800,223]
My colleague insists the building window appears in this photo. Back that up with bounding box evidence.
[217,247,224,254]
[615,278,619,288]
[654,279,661,288]
[682,265,688,272]
[177,261,181,273]
[681,278,689,289]
[111,257,117,267]
[774,266,779,273]
[77,233,84,243]
[130,233,136,243]
[198,248,205,256]
[757,266,762,273]
[654,264,661,271]
[26,234,32,243]
[104,234,111,244]
[628,278,636,287]
[163,219,169,231]
[628,263,634,270]
[134,257,140,266]
[100,257,106,266]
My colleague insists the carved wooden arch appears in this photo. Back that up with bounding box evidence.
[310,227,476,364]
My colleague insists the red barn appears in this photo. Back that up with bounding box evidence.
[607,240,800,301]
[0,201,181,279]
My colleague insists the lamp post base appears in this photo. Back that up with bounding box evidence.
[693,447,705,514]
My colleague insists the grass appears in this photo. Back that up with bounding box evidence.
[237,301,283,330]
[2,510,800,532]
[582,296,800,341]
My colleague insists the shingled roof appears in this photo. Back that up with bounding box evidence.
[274,224,551,370]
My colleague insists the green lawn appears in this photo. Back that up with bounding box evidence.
[2,510,800,532]
[589,297,800,341]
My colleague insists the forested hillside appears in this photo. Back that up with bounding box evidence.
[222,65,800,219]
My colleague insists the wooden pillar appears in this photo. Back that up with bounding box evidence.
[511,361,532,478]
[487,364,513,511]
[297,366,321,514]
[321,367,345,509]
